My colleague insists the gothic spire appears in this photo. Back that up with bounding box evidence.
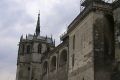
[46,35,48,39]
[54,39,55,46]
[35,12,40,36]
[26,34,27,39]
[20,35,23,42]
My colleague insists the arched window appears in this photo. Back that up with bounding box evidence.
[43,61,48,75]
[47,46,50,52]
[28,67,30,71]
[27,45,30,54]
[38,44,42,53]
[50,56,56,71]
[21,44,24,55]
[59,50,67,66]
[73,35,75,50]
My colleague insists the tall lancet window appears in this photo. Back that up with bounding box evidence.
[27,45,31,54]
[22,44,25,54]
[38,44,42,53]
[73,35,75,50]
[47,46,50,52]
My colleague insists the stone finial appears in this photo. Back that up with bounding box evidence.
[26,34,27,39]
[51,34,53,43]
[46,35,48,39]
[54,39,55,46]
[20,35,23,42]
[33,33,36,39]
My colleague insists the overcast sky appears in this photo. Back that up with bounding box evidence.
[0,0,81,80]
[0,0,116,80]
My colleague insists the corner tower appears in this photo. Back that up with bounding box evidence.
[68,0,115,80]
[16,13,55,80]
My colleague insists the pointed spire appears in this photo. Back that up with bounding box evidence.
[51,34,52,39]
[46,35,48,39]
[34,33,35,36]
[51,34,54,44]
[51,34,53,40]
[33,33,36,39]
[54,39,55,46]
[26,34,27,39]
[20,35,23,41]
[35,11,40,36]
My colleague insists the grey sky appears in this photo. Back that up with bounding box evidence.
[0,0,80,80]
[0,0,115,80]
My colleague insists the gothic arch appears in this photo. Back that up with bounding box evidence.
[50,56,56,71]
[59,49,67,66]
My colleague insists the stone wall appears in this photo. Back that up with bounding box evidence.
[112,6,120,80]
[16,63,31,80]
[31,63,42,80]
[113,7,120,62]
[42,65,68,80]
[41,44,68,80]
[93,12,114,80]
[68,12,94,80]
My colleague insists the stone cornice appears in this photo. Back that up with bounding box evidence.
[67,2,112,34]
